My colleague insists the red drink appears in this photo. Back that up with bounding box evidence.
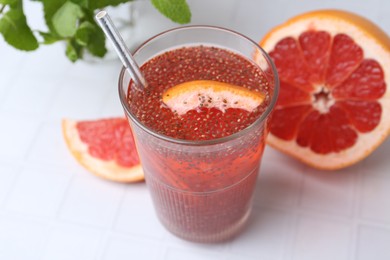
[128,46,270,141]
[119,26,278,242]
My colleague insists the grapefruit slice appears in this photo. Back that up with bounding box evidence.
[162,80,265,115]
[260,9,390,170]
[62,118,144,182]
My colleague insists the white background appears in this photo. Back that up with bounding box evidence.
[0,0,389,259]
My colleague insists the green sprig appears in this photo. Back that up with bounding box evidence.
[0,0,192,62]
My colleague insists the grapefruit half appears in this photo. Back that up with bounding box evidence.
[260,9,390,170]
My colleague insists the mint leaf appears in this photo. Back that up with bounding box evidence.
[52,1,84,37]
[0,0,17,5]
[65,39,81,62]
[0,0,18,7]
[0,9,39,51]
[70,0,88,8]
[40,0,66,33]
[75,20,106,57]
[89,0,130,10]
[80,9,107,57]
[75,21,94,46]
[151,0,191,24]
[86,24,107,57]
[39,31,61,44]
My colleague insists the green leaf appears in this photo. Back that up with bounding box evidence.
[70,0,88,8]
[65,39,81,62]
[89,0,130,10]
[74,21,94,46]
[52,1,84,37]
[86,24,107,57]
[39,31,61,44]
[40,0,66,32]
[0,0,21,10]
[151,0,191,24]
[0,0,17,6]
[0,0,16,5]
[0,9,39,51]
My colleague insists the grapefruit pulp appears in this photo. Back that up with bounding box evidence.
[62,118,144,182]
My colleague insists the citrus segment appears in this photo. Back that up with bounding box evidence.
[261,9,390,169]
[162,80,265,115]
[270,105,312,140]
[298,31,331,84]
[332,59,386,100]
[269,37,314,91]
[325,34,364,88]
[337,100,381,132]
[62,118,144,182]
[296,106,358,154]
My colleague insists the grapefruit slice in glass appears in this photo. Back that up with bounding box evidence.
[62,118,144,182]
[260,9,390,170]
[162,80,265,115]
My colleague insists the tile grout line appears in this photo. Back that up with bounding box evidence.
[281,164,306,260]
[21,120,47,163]
[94,185,128,260]
[35,168,78,259]
[41,65,73,121]
[0,163,25,210]
[347,168,362,260]
[53,169,77,220]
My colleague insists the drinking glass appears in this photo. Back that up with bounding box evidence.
[119,26,279,242]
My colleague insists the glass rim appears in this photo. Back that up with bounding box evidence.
[118,25,279,146]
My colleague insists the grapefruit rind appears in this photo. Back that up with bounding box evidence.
[260,9,390,170]
[162,80,265,115]
[62,119,144,182]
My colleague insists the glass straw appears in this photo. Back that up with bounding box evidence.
[95,10,146,90]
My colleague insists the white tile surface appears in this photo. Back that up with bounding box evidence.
[361,139,390,180]
[359,171,390,224]
[0,112,40,160]
[226,254,259,260]
[99,88,125,117]
[299,166,358,217]
[113,184,166,239]
[164,231,228,252]
[47,76,111,120]
[41,223,102,260]
[292,216,351,260]
[164,247,225,260]
[0,215,47,260]
[255,151,304,209]
[227,207,293,259]
[356,225,390,260]
[0,50,25,105]
[102,236,164,260]
[0,0,389,259]
[59,173,125,227]
[27,121,75,166]
[2,75,61,117]
[0,162,20,207]
[5,165,72,217]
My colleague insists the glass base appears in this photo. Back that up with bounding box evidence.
[146,167,259,243]
[161,206,252,243]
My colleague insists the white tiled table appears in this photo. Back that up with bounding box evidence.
[1,0,389,259]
